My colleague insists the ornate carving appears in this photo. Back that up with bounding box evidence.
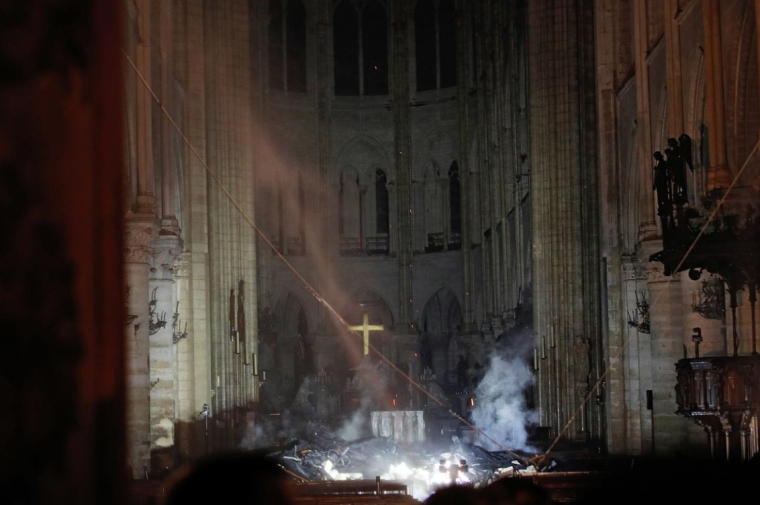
[150,234,182,280]
[124,222,157,263]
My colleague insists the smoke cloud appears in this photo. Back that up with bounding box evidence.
[336,397,371,441]
[471,337,536,451]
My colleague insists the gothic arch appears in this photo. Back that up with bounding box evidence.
[333,134,392,183]
[273,291,311,336]
[419,287,463,334]
[341,287,396,328]
[418,287,463,384]
[414,129,457,181]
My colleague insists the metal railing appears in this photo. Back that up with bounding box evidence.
[366,236,389,256]
[339,237,363,256]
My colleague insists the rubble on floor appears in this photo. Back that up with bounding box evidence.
[258,422,558,500]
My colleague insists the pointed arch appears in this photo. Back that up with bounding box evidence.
[414,129,457,180]
[333,134,392,183]
[339,166,361,241]
[419,287,463,385]
[342,287,396,329]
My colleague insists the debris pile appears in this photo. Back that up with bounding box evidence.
[257,423,557,500]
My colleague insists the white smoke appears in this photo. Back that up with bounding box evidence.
[471,349,536,451]
[336,397,371,441]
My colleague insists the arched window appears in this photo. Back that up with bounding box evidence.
[424,163,444,252]
[334,2,360,95]
[268,0,307,92]
[334,0,389,96]
[375,169,389,234]
[362,1,389,95]
[339,168,363,255]
[286,0,307,92]
[415,0,457,92]
[449,162,461,237]
[438,0,456,87]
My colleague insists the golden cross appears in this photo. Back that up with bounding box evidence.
[349,313,384,356]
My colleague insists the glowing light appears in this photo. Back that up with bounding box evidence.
[322,460,363,481]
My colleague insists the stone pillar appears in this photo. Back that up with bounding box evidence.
[664,0,685,138]
[640,250,691,456]
[702,0,732,189]
[315,0,333,329]
[455,0,476,331]
[159,0,179,231]
[173,252,193,458]
[124,218,157,478]
[134,0,156,215]
[148,235,182,468]
[529,0,601,440]
[391,0,414,330]
[632,0,656,238]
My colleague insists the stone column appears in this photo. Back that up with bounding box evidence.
[134,0,156,215]
[664,0,685,137]
[640,249,691,456]
[124,218,157,478]
[172,252,193,459]
[529,0,600,439]
[391,0,414,330]
[702,0,732,189]
[632,0,656,238]
[148,235,182,468]
[315,0,333,329]
[455,0,476,332]
[159,0,179,232]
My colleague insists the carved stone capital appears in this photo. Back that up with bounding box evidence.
[124,219,157,264]
[150,233,183,281]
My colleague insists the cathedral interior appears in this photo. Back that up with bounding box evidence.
[3,0,760,503]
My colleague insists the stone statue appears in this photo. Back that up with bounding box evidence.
[653,151,671,215]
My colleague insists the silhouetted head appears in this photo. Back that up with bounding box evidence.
[425,485,484,505]
[667,137,678,147]
[164,453,292,505]
[481,478,552,505]
[653,151,664,161]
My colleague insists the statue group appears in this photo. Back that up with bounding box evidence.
[653,134,694,222]
[652,133,694,235]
